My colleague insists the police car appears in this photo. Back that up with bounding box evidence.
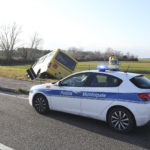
[29,66,150,132]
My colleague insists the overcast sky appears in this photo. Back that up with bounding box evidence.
[0,0,150,58]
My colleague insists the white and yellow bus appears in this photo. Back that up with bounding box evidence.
[30,49,78,79]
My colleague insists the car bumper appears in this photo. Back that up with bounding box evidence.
[129,103,150,127]
[29,90,34,106]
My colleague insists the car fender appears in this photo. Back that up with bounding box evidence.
[31,89,52,110]
[99,100,134,122]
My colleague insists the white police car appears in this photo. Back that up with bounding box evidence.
[29,68,150,132]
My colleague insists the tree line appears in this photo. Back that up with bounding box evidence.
[67,47,138,61]
[0,23,138,65]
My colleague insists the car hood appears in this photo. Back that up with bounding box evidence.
[30,83,53,91]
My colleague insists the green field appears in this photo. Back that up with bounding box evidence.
[77,61,150,79]
[0,60,150,81]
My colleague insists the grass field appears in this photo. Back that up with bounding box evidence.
[0,60,150,82]
[77,61,150,79]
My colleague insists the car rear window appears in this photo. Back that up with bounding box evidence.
[55,51,76,71]
[130,75,150,89]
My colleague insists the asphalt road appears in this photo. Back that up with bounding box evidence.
[0,76,38,91]
[0,92,150,150]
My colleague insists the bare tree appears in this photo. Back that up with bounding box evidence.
[30,32,42,49]
[0,22,22,61]
[17,47,28,60]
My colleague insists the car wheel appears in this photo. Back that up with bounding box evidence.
[108,107,135,133]
[33,94,49,114]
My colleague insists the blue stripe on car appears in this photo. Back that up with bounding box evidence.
[31,89,149,103]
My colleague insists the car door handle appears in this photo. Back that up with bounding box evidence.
[73,91,80,94]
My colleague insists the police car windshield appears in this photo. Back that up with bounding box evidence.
[130,75,150,89]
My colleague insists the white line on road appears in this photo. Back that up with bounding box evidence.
[0,92,28,100]
[0,143,14,150]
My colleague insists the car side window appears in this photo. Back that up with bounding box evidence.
[89,74,122,87]
[60,73,89,87]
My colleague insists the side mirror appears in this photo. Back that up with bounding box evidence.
[58,81,63,86]
[55,81,67,86]
[55,81,63,86]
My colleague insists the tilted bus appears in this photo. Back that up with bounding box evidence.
[30,49,78,79]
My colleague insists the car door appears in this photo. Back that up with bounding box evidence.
[80,73,122,119]
[50,72,90,115]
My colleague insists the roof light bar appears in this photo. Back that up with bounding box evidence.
[97,64,108,72]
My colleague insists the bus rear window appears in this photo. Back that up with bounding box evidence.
[55,52,76,71]
[130,75,150,89]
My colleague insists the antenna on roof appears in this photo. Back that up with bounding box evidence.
[88,64,90,70]
[125,65,130,73]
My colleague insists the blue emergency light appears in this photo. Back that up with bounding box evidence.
[97,64,108,72]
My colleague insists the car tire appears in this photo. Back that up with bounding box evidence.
[39,72,53,79]
[33,94,49,114]
[108,107,135,133]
